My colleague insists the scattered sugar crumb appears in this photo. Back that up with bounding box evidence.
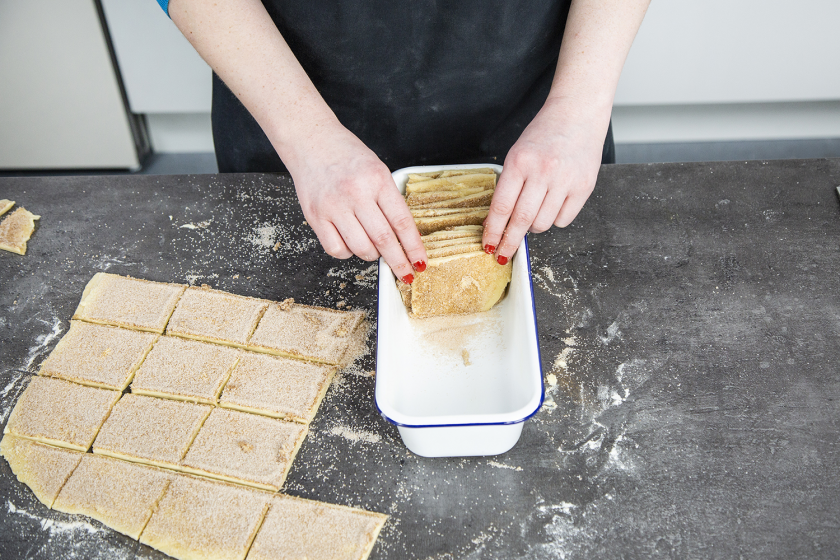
[462,349,471,366]
[487,461,522,472]
[336,300,346,309]
[328,426,381,444]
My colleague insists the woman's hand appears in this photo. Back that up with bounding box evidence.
[482,97,609,263]
[287,123,427,283]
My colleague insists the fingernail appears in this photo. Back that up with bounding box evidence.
[401,274,414,284]
[484,244,496,254]
[496,255,509,265]
[413,261,426,272]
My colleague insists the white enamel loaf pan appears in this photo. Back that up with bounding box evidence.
[375,163,543,457]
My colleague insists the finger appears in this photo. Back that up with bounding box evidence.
[377,186,428,273]
[311,219,353,259]
[356,205,416,283]
[482,165,525,255]
[495,178,546,264]
[554,190,589,228]
[332,215,380,262]
[529,188,568,233]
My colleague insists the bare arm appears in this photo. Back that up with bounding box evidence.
[168,0,427,283]
[482,0,650,263]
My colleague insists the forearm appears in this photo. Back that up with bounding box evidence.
[168,0,339,169]
[548,0,650,122]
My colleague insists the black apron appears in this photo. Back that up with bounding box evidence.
[212,0,615,173]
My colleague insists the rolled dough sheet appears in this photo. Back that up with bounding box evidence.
[247,302,364,366]
[167,286,268,348]
[0,199,13,217]
[3,376,120,451]
[72,273,186,333]
[140,474,271,560]
[0,435,83,508]
[38,320,158,391]
[93,394,211,468]
[247,494,387,560]
[181,408,307,491]
[0,206,40,255]
[53,453,172,540]
[219,352,335,424]
[131,336,240,404]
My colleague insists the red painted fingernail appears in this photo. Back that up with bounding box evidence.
[401,274,414,284]
[413,261,426,272]
[496,255,509,265]
[484,244,496,254]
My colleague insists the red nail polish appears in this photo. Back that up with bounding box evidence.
[413,261,426,272]
[484,244,496,254]
[496,255,508,265]
[401,274,414,284]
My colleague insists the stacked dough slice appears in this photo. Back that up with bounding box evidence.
[401,169,513,317]
[0,199,39,255]
[2,273,385,560]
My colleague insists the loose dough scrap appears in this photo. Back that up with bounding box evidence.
[4,376,120,451]
[167,286,269,348]
[247,494,388,560]
[219,352,336,424]
[93,394,211,468]
[131,336,240,404]
[72,273,186,333]
[0,435,83,508]
[38,320,158,391]
[0,206,40,255]
[141,474,271,560]
[53,453,172,540]
[248,302,364,366]
[0,199,13,217]
[181,408,307,491]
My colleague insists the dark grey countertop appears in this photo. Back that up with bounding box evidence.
[1,159,839,559]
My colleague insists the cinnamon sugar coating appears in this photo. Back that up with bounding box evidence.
[248,303,364,365]
[181,408,307,491]
[73,273,186,333]
[39,321,158,390]
[132,336,240,404]
[0,435,83,508]
[219,352,335,423]
[167,287,268,347]
[141,474,271,560]
[93,394,211,468]
[247,495,387,560]
[4,376,120,451]
[54,454,172,539]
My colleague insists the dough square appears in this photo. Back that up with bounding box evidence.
[247,302,364,365]
[0,206,39,255]
[131,336,240,404]
[140,474,271,560]
[53,453,172,540]
[92,394,211,468]
[247,495,388,560]
[181,408,308,491]
[38,320,158,390]
[0,435,83,508]
[219,352,336,424]
[167,287,269,348]
[72,273,187,333]
[3,376,120,451]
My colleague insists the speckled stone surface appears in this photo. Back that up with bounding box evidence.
[1,160,839,559]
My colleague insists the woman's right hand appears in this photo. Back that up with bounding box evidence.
[285,123,427,284]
